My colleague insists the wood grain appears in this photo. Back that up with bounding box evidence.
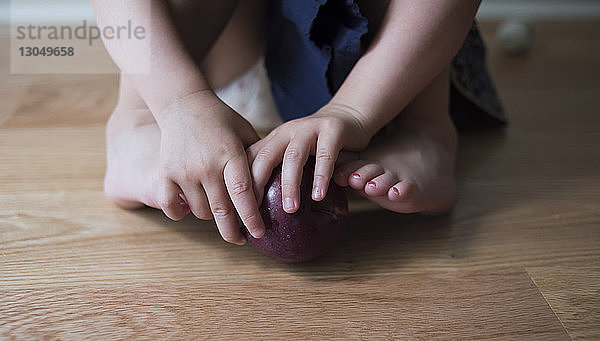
[528,265,600,341]
[1,21,599,339]
[1,270,568,340]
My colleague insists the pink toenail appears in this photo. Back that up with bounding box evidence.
[392,187,400,195]
[178,193,188,206]
[367,181,376,188]
[352,173,361,179]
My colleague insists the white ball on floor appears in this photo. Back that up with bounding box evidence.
[496,17,535,55]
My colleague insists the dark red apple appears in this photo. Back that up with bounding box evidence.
[242,162,348,262]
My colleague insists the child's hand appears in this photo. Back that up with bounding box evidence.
[158,90,264,244]
[247,104,371,213]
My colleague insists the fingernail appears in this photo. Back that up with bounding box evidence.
[352,173,361,179]
[312,187,322,200]
[283,197,295,211]
[367,181,376,188]
[392,186,400,195]
[252,227,265,239]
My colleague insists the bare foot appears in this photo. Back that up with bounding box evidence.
[103,66,279,222]
[103,0,273,235]
[103,75,191,219]
[104,104,191,214]
[103,54,278,220]
[333,69,458,214]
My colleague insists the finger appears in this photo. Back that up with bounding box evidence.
[179,182,212,220]
[247,136,287,205]
[333,160,368,187]
[246,138,266,164]
[237,116,260,146]
[157,179,190,221]
[247,128,288,167]
[224,154,265,239]
[281,134,312,213]
[203,177,246,245]
[312,133,341,201]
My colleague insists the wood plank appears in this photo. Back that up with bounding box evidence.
[1,182,598,285]
[0,127,106,193]
[0,270,568,340]
[0,20,599,340]
[2,76,117,128]
[0,83,29,127]
[528,265,600,341]
[0,28,117,129]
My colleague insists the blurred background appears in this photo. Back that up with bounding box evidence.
[3,0,600,23]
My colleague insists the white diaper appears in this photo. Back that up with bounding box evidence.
[214,57,282,135]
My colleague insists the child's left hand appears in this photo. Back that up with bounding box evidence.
[247,103,371,213]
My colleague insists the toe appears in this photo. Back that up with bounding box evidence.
[348,164,385,191]
[333,160,367,187]
[158,180,190,221]
[388,181,415,202]
[364,172,398,197]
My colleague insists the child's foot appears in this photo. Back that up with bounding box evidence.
[334,117,457,214]
[103,58,278,220]
[333,69,458,214]
[103,75,191,218]
[103,104,185,215]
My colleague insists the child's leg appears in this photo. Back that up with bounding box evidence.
[257,0,463,214]
[334,66,457,213]
[331,0,460,214]
[104,0,270,211]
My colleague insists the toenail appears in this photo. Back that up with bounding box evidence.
[352,173,361,179]
[392,187,400,195]
[367,181,376,188]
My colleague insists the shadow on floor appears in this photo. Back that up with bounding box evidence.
[128,123,510,279]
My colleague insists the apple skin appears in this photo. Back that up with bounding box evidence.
[242,163,348,262]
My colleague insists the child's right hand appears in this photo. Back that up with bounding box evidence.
[156,90,265,245]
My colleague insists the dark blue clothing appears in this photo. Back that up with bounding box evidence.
[265,0,506,126]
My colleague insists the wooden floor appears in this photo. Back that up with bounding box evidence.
[1,22,599,339]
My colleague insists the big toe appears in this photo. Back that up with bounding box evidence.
[388,181,416,203]
[386,180,456,214]
[333,160,367,187]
